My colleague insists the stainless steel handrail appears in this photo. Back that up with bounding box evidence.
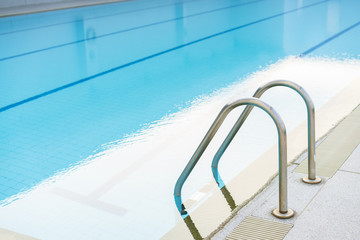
[174,97,294,219]
[212,80,321,186]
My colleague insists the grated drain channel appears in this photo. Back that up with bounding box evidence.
[225,216,293,240]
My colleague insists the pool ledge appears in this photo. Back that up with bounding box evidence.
[0,0,129,18]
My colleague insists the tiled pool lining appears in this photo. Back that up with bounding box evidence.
[0,0,330,112]
[2,0,360,112]
[1,0,268,62]
[2,0,360,204]
[1,57,359,239]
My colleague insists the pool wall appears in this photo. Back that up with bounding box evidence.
[0,0,127,17]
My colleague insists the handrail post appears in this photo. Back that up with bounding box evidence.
[212,80,321,187]
[174,97,294,219]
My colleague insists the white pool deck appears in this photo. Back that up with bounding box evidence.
[1,58,360,239]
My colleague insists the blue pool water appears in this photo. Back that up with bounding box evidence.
[0,0,360,206]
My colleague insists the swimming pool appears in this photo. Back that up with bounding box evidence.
[1,0,360,239]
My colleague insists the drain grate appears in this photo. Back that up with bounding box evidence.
[225,216,293,240]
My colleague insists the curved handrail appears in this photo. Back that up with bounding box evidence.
[212,80,321,187]
[174,97,293,219]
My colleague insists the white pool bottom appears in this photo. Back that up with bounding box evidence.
[1,56,360,240]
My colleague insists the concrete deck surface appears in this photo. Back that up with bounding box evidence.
[284,165,360,240]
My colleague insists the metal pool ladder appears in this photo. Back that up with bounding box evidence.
[173,80,321,220]
[213,80,321,187]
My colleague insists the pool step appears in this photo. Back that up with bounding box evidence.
[225,216,292,240]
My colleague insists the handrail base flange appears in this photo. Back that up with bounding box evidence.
[302,176,322,184]
[272,208,295,219]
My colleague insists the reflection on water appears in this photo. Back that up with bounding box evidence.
[175,1,184,45]
[180,185,236,240]
[184,215,203,240]
[326,1,339,35]
[220,185,237,211]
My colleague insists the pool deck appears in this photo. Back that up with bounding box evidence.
[211,106,360,239]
